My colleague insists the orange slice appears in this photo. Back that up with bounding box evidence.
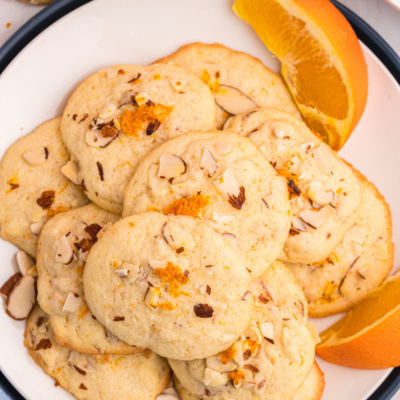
[233,0,368,150]
[316,276,400,369]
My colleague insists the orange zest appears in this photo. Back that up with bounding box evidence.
[233,0,368,150]
[229,370,245,386]
[220,345,237,364]
[154,262,189,298]
[163,194,210,217]
[120,103,173,137]
[316,276,400,369]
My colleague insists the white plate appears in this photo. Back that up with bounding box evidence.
[0,0,399,399]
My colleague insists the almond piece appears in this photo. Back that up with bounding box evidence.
[22,148,47,166]
[213,85,257,115]
[203,368,229,386]
[0,272,22,299]
[86,129,117,148]
[222,233,238,251]
[16,250,35,276]
[62,292,81,313]
[214,168,245,210]
[98,102,117,120]
[262,193,275,209]
[145,287,161,310]
[291,216,307,232]
[299,205,336,229]
[200,148,218,177]
[206,356,237,373]
[158,154,186,179]
[170,79,187,92]
[30,221,44,236]
[307,181,335,206]
[212,212,235,224]
[5,275,36,320]
[55,235,73,264]
[149,260,167,270]
[61,160,80,185]
[260,322,274,342]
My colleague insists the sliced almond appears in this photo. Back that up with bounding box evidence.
[120,90,137,106]
[55,235,74,264]
[16,251,35,276]
[5,275,36,320]
[212,212,235,224]
[22,148,47,166]
[85,129,117,148]
[213,85,257,115]
[299,205,336,229]
[61,160,80,185]
[222,233,238,251]
[203,368,229,387]
[0,272,22,299]
[99,102,117,120]
[291,216,307,232]
[262,193,275,209]
[158,154,186,179]
[260,322,274,342]
[30,221,44,236]
[242,291,252,301]
[170,79,187,92]
[62,292,81,313]
[214,168,243,208]
[307,181,335,206]
[206,356,237,373]
[145,286,161,310]
[300,142,315,154]
[200,148,218,177]
[27,266,38,278]
[343,226,367,247]
[307,323,321,344]
[115,269,129,278]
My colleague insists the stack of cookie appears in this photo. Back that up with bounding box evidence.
[0,43,393,400]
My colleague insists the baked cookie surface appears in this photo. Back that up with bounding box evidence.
[36,204,139,354]
[24,306,170,400]
[123,131,291,277]
[156,42,300,128]
[286,169,393,317]
[224,108,362,264]
[83,212,254,360]
[61,63,217,214]
[0,118,88,257]
[169,261,316,400]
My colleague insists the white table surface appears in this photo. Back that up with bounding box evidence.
[0,0,399,399]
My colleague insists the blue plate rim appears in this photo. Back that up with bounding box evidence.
[0,0,399,399]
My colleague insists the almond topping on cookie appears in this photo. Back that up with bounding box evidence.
[16,251,35,276]
[222,233,238,251]
[61,160,80,185]
[55,235,73,264]
[163,194,210,217]
[36,190,55,209]
[229,370,245,389]
[213,85,257,115]
[260,322,274,343]
[207,355,237,373]
[307,181,335,206]
[214,168,245,210]
[86,129,117,148]
[99,103,117,120]
[5,275,36,320]
[0,273,22,299]
[212,212,235,224]
[262,193,275,209]
[299,205,336,229]
[62,292,81,313]
[170,79,187,92]
[158,154,186,178]
[22,147,48,166]
[203,368,229,386]
[200,148,218,177]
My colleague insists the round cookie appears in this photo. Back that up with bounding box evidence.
[24,306,170,400]
[286,169,393,317]
[83,212,254,360]
[36,203,139,354]
[224,108,362,264]
[156,42,300,128]
[61,63,217,214]
[174,362,325,400]
[169,261,316,400]
[0,118,88,257]
[122,131,291,278]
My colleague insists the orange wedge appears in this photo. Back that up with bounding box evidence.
[233,0,368,150]
[316,276,400,369]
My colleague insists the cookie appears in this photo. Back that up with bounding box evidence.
[83,212,254,360]
[286,169,393,317]
[36,203,139,354]
[24,306,170,400]
[122,131,291,277]
[174,362,324,400]
[224,108,362,264]
[293,362,325,400]
[156,42,300,128]
[0,118,88,257]
[169,261,316,400]
[61,63,217,214]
